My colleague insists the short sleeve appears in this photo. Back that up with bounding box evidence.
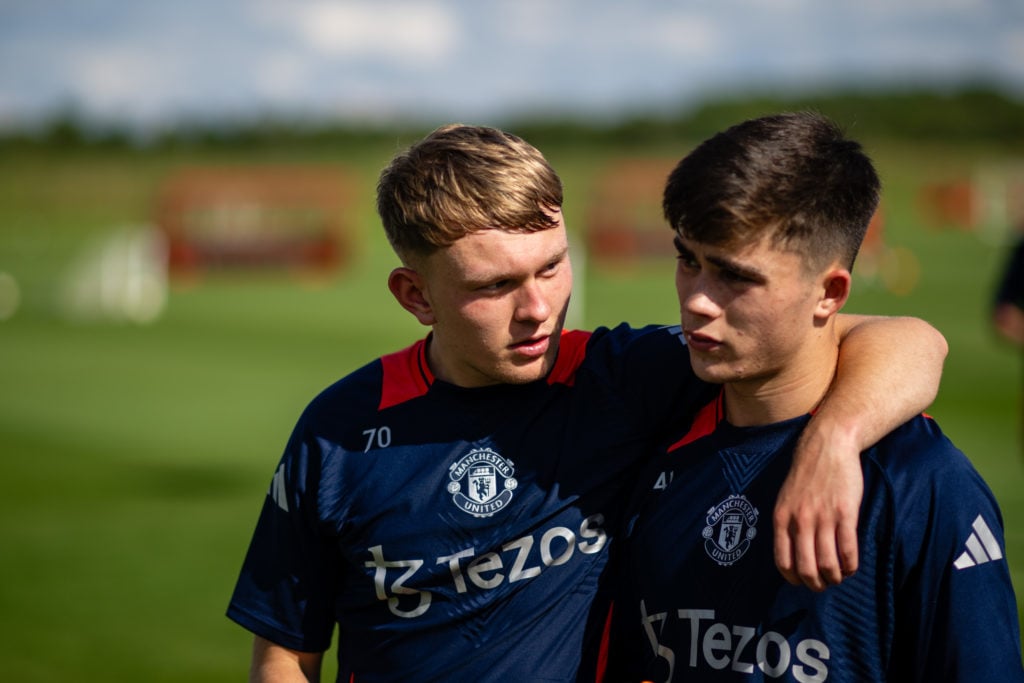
[226,416,338,652]
[885,420,1024,680]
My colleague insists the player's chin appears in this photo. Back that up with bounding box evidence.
[688,355,731,385]
[503,355,555,384]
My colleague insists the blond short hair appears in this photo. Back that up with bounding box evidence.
[376,124,563,258]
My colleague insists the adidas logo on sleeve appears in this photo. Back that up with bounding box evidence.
[953,515,1003,570]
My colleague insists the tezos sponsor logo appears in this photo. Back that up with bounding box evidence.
[703,494,758,566]
[447,448,517,517]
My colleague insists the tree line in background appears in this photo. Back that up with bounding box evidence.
[2,86,1022,152]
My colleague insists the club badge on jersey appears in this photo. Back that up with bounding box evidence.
[703,495,759,566]
[447,448,519,518]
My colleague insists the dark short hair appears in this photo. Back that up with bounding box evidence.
[663,111,880,271]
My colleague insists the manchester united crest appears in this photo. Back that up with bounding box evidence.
[447,448,517,518]
[702,494,758,566]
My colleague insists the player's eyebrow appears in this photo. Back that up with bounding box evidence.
[675,233,767,283]
[705,253,767,283]
[466,243,569,286]
[549,244,570,266]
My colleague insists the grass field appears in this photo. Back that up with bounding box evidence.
[0,137,1021,680]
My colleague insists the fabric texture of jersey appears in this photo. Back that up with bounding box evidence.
[606,392,1024,682]
[228,323,708,682]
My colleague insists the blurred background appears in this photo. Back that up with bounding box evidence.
[1,1,1022,679]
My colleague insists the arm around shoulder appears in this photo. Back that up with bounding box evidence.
[250,635,324,683]
[773,314,948,591]
[828,313,948,445]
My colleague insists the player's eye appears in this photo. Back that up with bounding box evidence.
[479,279,510,291]
[674,238,699,270]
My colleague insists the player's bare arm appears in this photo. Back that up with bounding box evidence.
[774,314,948,591]
[994,301,1024,346]
[250,636,323,683]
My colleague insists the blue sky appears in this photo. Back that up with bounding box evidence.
[1,0,1021,131]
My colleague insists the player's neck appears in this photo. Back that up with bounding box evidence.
[723,338,839,428]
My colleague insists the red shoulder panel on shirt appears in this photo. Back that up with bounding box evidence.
[667,390,724,452]
[378,330,591,409]
[546,329,592,387]
[378,339,433,411]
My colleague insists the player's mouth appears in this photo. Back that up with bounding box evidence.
[684,329,722,353]
[510,334,551,359]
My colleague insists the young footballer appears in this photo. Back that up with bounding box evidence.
[227,124,948,681]
[606,112,1023,682]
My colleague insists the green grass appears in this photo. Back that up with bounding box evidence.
[0,140,1021,679]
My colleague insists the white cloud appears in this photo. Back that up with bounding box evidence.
[256,53,314,100]
[489,0,576,46]
[645,14,721,59]
[858,0,988,11]
[66,45,176,114]
[0,0,1020,127]
[1003,28,1024,62]
[279,1,461,65]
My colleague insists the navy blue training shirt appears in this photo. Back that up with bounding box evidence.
[607,392,1024,682]
[228,324,708,682]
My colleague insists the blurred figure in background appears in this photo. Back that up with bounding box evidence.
[992,228,1024,456]
[993,230,1024,347]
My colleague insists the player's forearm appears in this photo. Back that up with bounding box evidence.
[773,315,946,588]
[250,636,323,683]
[820,314,947,450]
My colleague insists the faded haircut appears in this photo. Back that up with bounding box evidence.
[663,111,880,271]
[376,124,564,259]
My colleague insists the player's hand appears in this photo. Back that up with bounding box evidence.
[773,422,863,591]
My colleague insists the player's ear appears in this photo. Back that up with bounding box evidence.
[388,267,436,326]
[814,266,851,321]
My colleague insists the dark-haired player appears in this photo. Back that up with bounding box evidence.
[607,112,1022,682]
